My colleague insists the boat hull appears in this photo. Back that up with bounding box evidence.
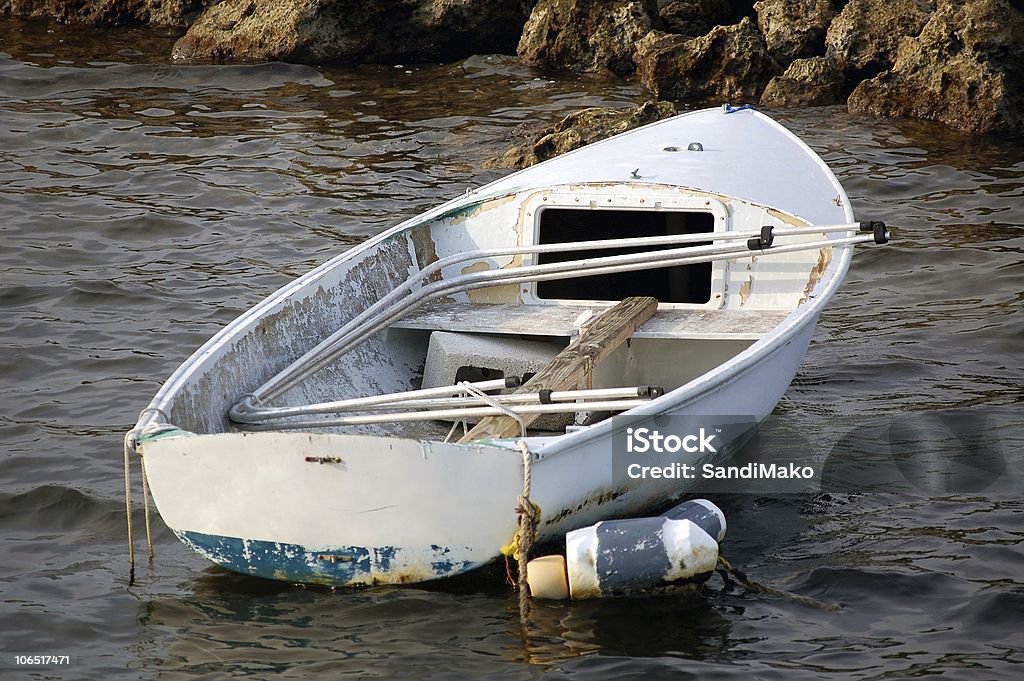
[138,318,817,586]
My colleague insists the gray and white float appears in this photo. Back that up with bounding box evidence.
[527,499,727,599]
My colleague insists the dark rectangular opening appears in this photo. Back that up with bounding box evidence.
[535,209,714,304]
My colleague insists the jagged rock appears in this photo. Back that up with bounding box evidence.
[0,0,203,26]
[635,18,780,102]
[657,0,732,37]
[760,56,843,105]
[754,0,835,64]
[484,100,677,169]
[516,0,660,76]
[172,0,533,63]
[848,0,1024,133]
[825,0,934,76]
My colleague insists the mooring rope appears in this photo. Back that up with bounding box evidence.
[513,439,539,623]
[716,555,841,612]
[140,455,154,561]
[442,387,470,443]
[123,429,137,587]
[123,410,174,587]
[455,382,538,622]
[443,418,459,443]
[456,381,526,438]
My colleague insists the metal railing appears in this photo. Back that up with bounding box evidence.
[230,221,888,419]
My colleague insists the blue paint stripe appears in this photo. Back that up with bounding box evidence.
[177,530,479,586]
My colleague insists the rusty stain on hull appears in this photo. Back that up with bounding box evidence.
[461,258,525,304]
[766,207,807,227]
[739,278,753,306]
[546,487,628,526]
[409,223,440,277]
[801,247,833,304]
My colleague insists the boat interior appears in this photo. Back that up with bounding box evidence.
[178,182,861,442]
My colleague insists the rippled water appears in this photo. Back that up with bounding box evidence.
[2,17,1023,680]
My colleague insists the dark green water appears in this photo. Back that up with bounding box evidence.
[2,17,1023,680]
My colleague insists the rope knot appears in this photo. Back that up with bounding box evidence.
[514,496,540,523]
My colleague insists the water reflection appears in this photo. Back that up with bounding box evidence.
[140,568,735,675]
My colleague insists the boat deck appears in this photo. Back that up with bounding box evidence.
[390,301,791,341]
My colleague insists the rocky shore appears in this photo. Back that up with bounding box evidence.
[4,0,1023,133]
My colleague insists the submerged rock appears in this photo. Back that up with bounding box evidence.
[760,56,843,106]
[0,0,203,26]
[172,0,533,63]
[484,100,677,169]
[825,0,934,76]
[516,0,661,76]
[754,0,835,64]
[848,0,1024,133]
[635,18,780,103]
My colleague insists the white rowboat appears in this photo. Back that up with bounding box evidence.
[127,106,887,586]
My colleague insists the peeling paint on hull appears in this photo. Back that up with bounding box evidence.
[178,530,479,586]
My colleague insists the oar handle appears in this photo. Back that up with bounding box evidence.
[860,220,890,244]
[749,221,890,251]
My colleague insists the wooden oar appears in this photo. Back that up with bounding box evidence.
[459,296,659,443]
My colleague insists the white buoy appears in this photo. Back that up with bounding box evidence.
[525,554,570,600]
[526,499,726,600]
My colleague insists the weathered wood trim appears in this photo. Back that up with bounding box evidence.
[459,297,658,442]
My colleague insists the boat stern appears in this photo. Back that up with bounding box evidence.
[136,428,523,586]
